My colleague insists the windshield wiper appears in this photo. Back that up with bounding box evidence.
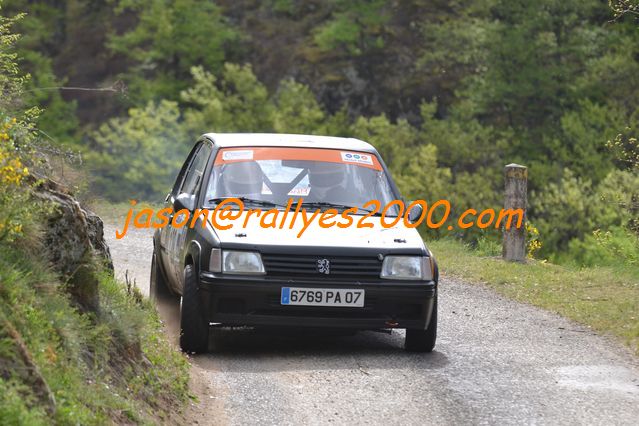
[299,201,382,215]
[207,197,285,208]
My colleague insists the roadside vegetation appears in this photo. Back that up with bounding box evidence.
[1,7,190,423]
[430,238,639,354]
[0,246,190,423]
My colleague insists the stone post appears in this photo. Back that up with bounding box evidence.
[503,163,527,262]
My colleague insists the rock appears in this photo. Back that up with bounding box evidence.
[85,211,113,271]
[32,177,113,312]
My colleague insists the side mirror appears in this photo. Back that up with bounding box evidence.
[174,193,196,212]
[407,201,424,223]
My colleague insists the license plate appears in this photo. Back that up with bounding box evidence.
[280,287,365,307]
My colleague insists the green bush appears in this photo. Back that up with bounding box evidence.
[108,0,241,103]
[181,64,274,133]
[564,226,638,267]
[86,100,190,200]
[531,169,622,259]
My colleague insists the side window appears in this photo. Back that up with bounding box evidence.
[180,143,212,196]
[171,143,200,196]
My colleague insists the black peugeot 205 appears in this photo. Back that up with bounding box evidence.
[151,133,438,353]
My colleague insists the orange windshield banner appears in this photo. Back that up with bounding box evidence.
[214,147,382,171]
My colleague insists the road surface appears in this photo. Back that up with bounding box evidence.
[104,223,639,425]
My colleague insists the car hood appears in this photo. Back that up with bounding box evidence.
[209,211,425,250]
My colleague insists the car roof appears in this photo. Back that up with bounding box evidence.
[202,133,378,153]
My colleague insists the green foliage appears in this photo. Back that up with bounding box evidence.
[351,114,418,170]
[3,0,78,145]
[109,0,241,103]
[97,272,190,409]
[418,2,493,96]
[576,32,639,111]
[182,64,274,133]
[0,116,33,242]
[419,100,505,176]
[0,8,41,242]
[608,124,639,172]
[1,12,189,421]
[314,15,362,54]
[474,235,502,257]
[609,0,639,20]
[86,100,189,200]
[532,169,614,258]
[273,79,326,134]
[0,7,27,114]
[0,379,47,425]
[565,226,638,267]
[475,0,604,131]
[526,222,543,259]
[394,144,451,203]
[0,244,189,424]
[313,0,389,55]
[556,101,619,183]
[532,168,639,262]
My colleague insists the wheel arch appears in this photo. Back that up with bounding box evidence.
[184,240,202,274]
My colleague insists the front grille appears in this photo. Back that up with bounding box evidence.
[261,253,383,280]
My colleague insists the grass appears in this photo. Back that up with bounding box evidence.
[428,238,639,354]
[0,242,190,424]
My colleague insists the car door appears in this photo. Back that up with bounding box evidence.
[168,141,213,288]
[160,142,204,289]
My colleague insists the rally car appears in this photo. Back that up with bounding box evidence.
[150,133,438,353]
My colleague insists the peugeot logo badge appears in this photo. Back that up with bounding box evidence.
[317,259,330,275]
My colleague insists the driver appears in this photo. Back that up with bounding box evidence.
[308,161,348,202]
[221,161,263,197]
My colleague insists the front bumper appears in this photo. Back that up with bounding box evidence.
[199,272,437,330]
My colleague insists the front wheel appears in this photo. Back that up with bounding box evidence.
[179,264,209,353]
[405,297,437,353]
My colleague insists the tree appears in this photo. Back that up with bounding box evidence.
[609,0,639,20]
[86,100,189,200]
[108,0,241,103]
[181,64,273,133]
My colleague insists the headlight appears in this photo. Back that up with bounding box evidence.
[222,250,265,275]
[380,256,433,280]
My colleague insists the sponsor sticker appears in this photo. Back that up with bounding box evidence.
[222,150,254,161]
[341,151,373,166]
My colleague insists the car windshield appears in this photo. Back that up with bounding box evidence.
[204,147,398,215]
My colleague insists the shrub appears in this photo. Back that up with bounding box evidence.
[85,100,190,201]
[564,226,638,267]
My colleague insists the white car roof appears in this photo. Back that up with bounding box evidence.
[202,133,378,153]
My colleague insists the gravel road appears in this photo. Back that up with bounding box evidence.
[105,223,639,425]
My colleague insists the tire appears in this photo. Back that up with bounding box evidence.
[405,297,437,353]
[179,264,209,353]
[149,252,174,302]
